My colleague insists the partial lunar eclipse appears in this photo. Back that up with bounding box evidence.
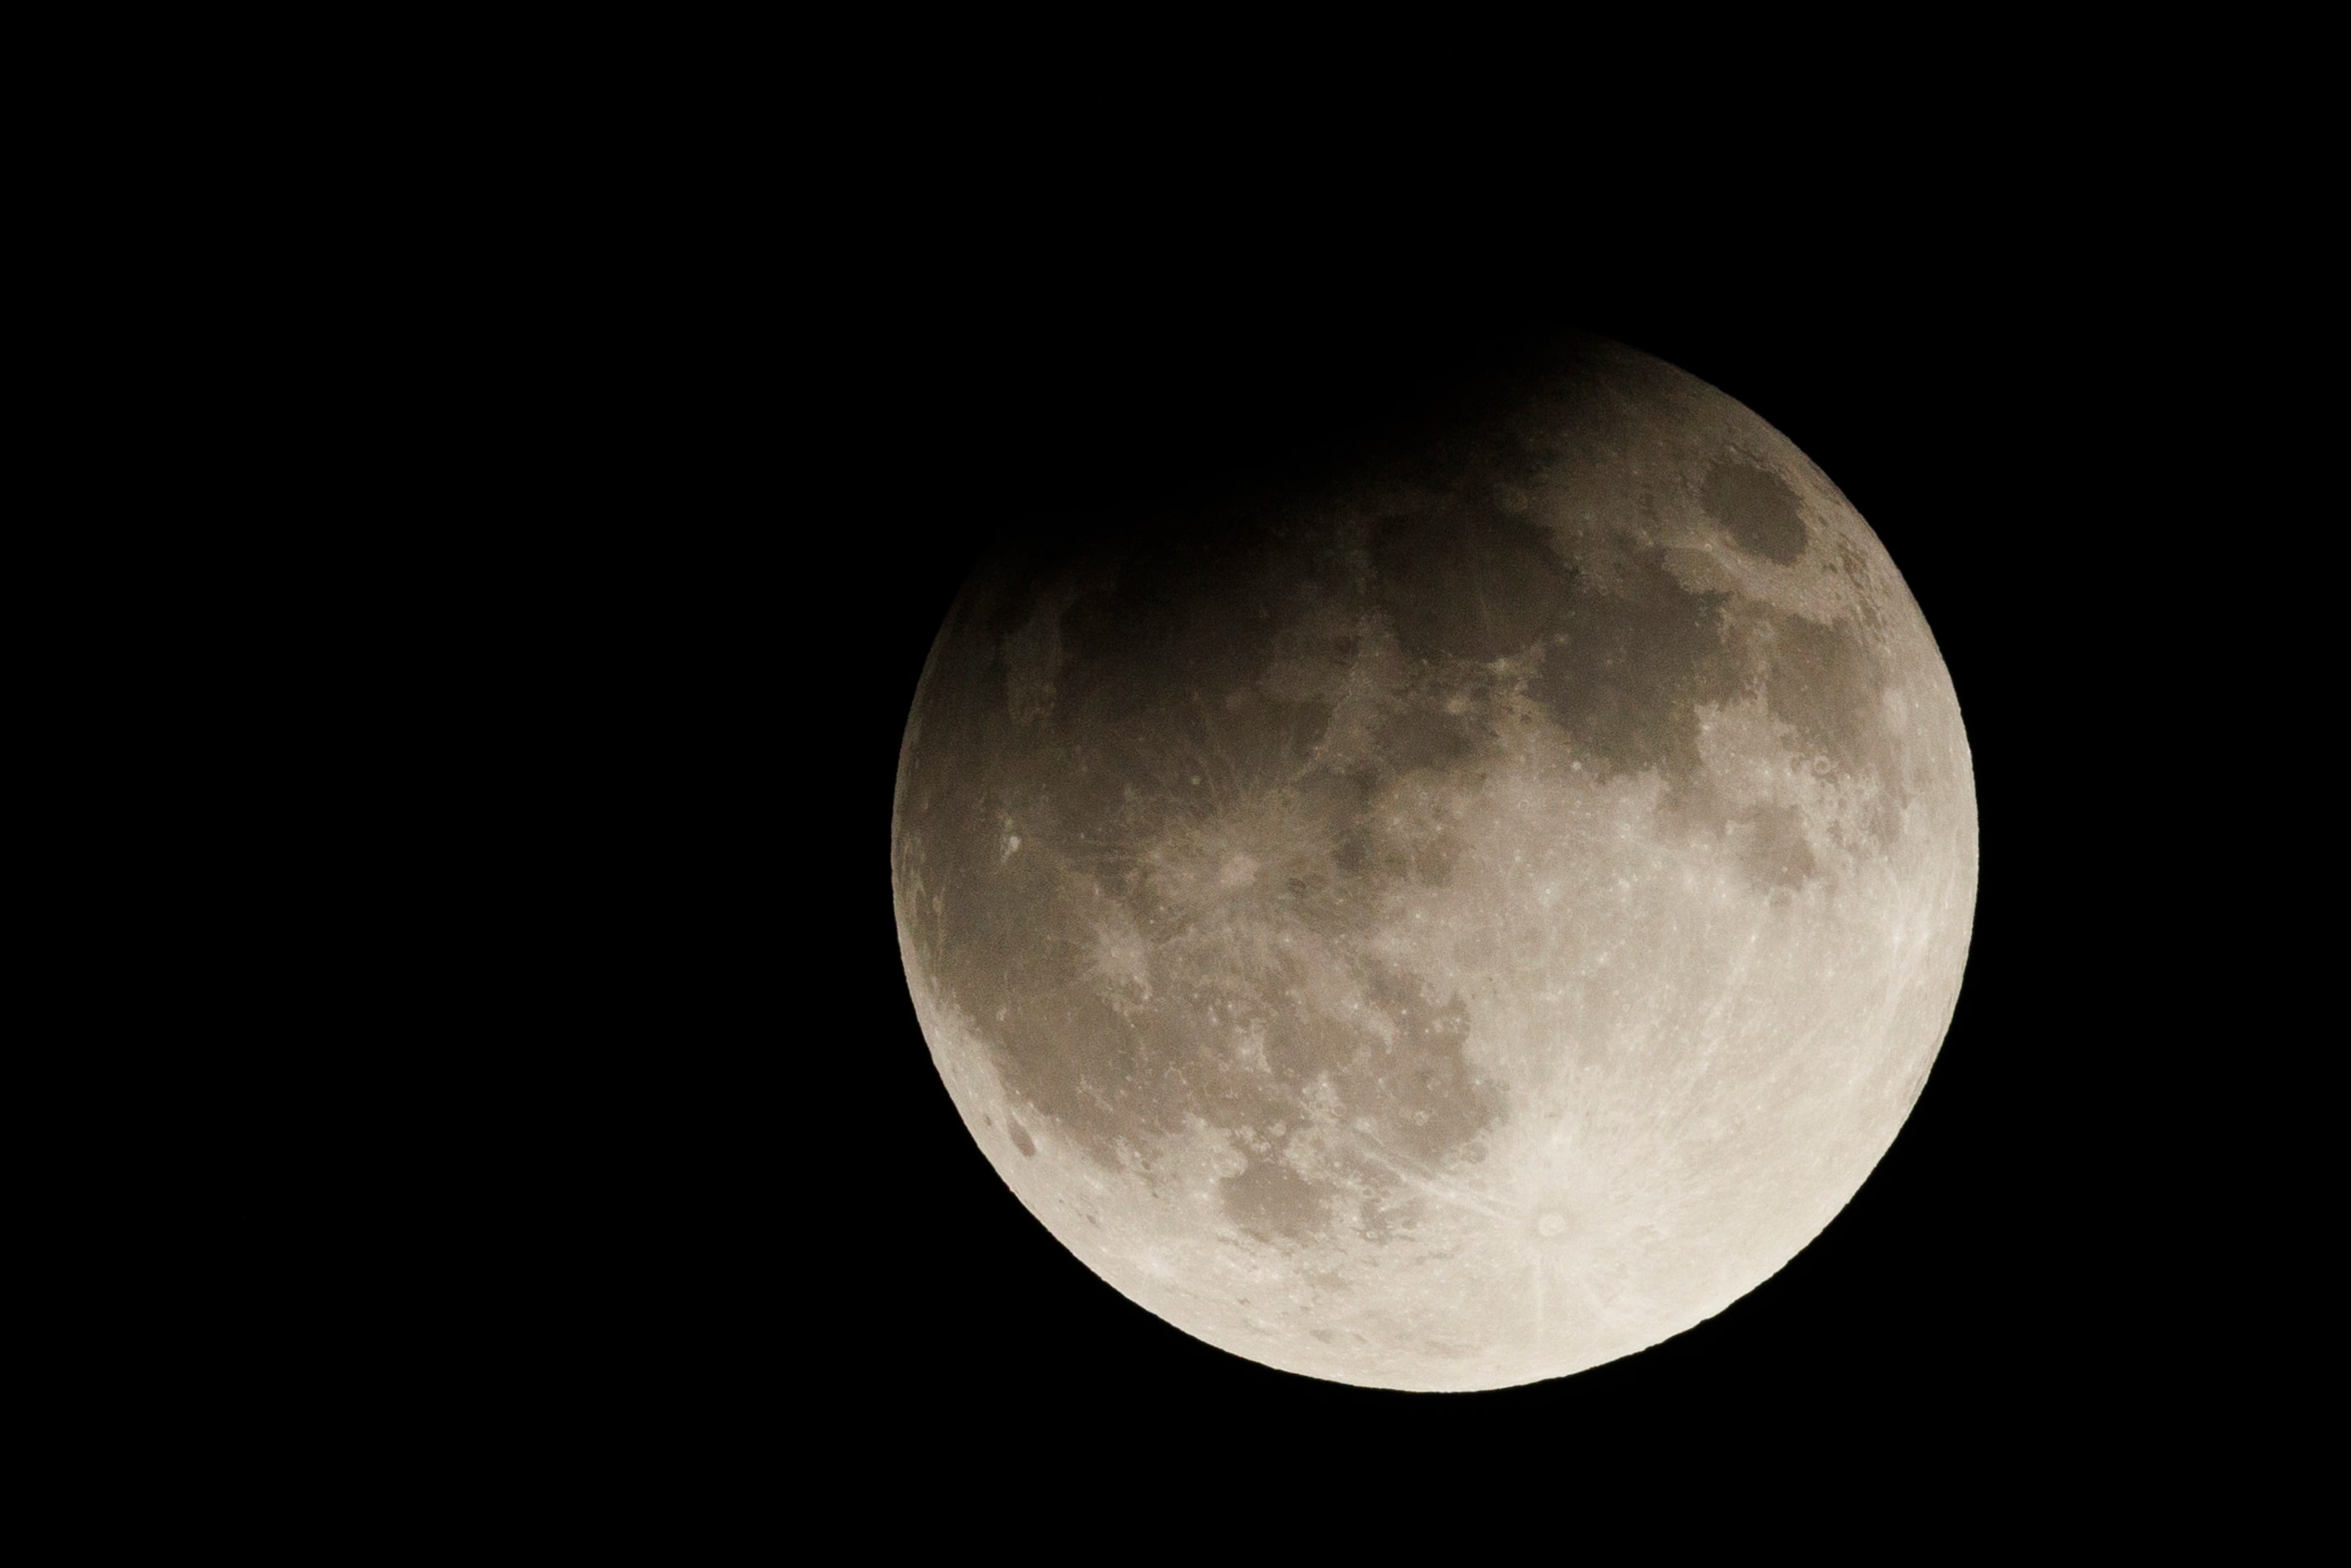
[892,334,1976,1391]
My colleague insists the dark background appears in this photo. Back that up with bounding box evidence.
[113,45,2299,1525]
[763,210,2163,1467]
[404,123,2309,1513]
[309,60,2305,1522]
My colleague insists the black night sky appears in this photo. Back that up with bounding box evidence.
[585,164,2236,1493]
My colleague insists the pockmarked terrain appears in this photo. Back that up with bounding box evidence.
[893,336,1976,1391]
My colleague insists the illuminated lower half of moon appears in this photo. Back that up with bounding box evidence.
[891,336,1977,1392]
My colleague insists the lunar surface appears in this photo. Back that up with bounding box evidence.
[891,335,1976,1391]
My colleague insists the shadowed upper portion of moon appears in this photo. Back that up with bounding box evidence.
[893,333,1975,1389]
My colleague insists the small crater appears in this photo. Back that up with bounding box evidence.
[1008,1120,1036,1157]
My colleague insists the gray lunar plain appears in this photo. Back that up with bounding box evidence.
[891,335,1977,1391]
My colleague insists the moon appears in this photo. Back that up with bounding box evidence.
[891,334,1976,1392]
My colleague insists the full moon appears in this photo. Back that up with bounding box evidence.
[891,334,1976,1391]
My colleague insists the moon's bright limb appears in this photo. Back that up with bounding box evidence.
[892,336,1976,1391]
